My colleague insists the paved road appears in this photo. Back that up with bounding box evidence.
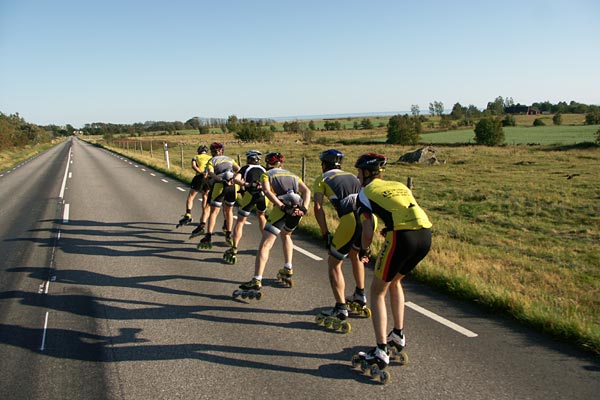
[0,138,598,399]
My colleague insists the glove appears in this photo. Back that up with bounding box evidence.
[359,247,371,263]
[280,204,295,215]
[298,205,307,215]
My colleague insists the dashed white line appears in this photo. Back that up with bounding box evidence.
[40,311,49,351]
[161,179,168,183]
[176,187,186,192]
[63,204,70,223]
[406,301,478,337]
[293,245,323,261]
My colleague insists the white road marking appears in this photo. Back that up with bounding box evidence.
[58,147,72,198]
[177,187,186,192]
[40,312,49,351]
[406,301,478,337]
[63,204,70,223]
[150,173,156,176]
[161,179,168,183]
[293,245,323,261]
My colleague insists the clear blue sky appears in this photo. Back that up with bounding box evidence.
[1,0,599,127]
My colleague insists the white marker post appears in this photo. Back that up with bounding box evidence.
[163,142,170,169]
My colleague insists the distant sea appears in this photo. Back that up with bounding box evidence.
[268,111,412,122]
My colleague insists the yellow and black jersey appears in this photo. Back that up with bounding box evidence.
[206,155,239,175]
[260,168,303,196]
[357,178,432,231]
[193,153,212,175]
[312,169,361,217]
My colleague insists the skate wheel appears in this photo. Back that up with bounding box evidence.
[379,370,391,384]
[369,364,380,377]
[324,317,333,328]
[248,292,255,299]
[315,315,325,325]
[341,321,351,334]
[397,351,409,365]
[363,307,372,318]
[255,291,263,300]
[241,292,248,299]
[332,319,341,330]
[351,354,361,368]
[360,360,369,372]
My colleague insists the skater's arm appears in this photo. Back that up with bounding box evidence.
[313,192,328,236]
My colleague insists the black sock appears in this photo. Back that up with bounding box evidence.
[393,328,404,338]
[377,343,388,352]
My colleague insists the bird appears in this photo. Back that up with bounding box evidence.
[565,173,580,180]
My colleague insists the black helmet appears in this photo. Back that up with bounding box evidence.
[355,152,387,172]
[246,149,262,164]
[197,145,208,154]
[265,152,284,165]
[319,149,343,167]
[209,142,224,155]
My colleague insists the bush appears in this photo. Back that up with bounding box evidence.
[552,113,562,125]
[596,128,600,144]
[387,114,421,145]
[533,118,545,126]
[474,117,505,146]
[502,114,516,127]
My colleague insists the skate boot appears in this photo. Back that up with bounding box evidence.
[189,222,206,239]
[223,246,238,264]
[176,213,192,228]
[351,346,391,384]
[232,278,263,300]
[276,267,293,287]
[196,233,212,249]
[315,305,351,333]
[387,330,409,365]
[225,231,233,246]
[346,291,371,318]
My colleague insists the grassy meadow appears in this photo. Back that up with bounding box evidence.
[88,123,600,356]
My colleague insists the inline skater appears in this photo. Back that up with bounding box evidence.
[197,142,240,249]
[312,149,368,332]
[353,152,432,373]
[223,150,267,264]
[236,152,311,297]
[180,145,211,235]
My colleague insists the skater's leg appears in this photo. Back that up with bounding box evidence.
[257,212,267,233]
[200,191,210,224]
[223,203,234,233]
[186,189,198,211]
[370,277,391,345]
[349,249,365,292]
[206,205,220,234]
[328,256,346,304]
[389,274,405,330]
[255,230,278,277]
[232,215,247,247]
[280,230,293,266]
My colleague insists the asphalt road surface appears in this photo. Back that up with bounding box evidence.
[0,138,598,399]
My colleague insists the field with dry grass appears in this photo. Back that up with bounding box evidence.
[88,128,600,355]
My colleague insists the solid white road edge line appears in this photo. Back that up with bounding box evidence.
[63,204,70,223]
[406,301,478,338]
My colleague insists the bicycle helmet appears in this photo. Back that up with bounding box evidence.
[354,152,387,172]
[197,145,208,154]
[210,142,224,155]
[265,152,284,165]
[246,150,262,165]
[319,149,344,167]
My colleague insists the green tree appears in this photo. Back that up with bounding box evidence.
[360,118,374,129]
[387,114,421,145]
[474,117,504,146]
[225,115,239,133]
[552,113,562,125]
[533,118,545,126]
[410,104,420,116]
[502,114,516,127]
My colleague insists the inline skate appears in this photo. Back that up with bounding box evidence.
[315,306,351,333]
[232,278,263,300]
[225,231,233,246]
[351,346,391,384]
[189,222,205,239]
[223,246,237,264]
[387,330,409,365]
[176,213,192,228]
[276,267,293,287]
[196,233,212,249]
[346,292,372,318]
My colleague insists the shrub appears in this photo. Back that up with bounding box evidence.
[474,117,505,146]
[533,118,545,126]
[502,114,516,127]
[552,113,563,125]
